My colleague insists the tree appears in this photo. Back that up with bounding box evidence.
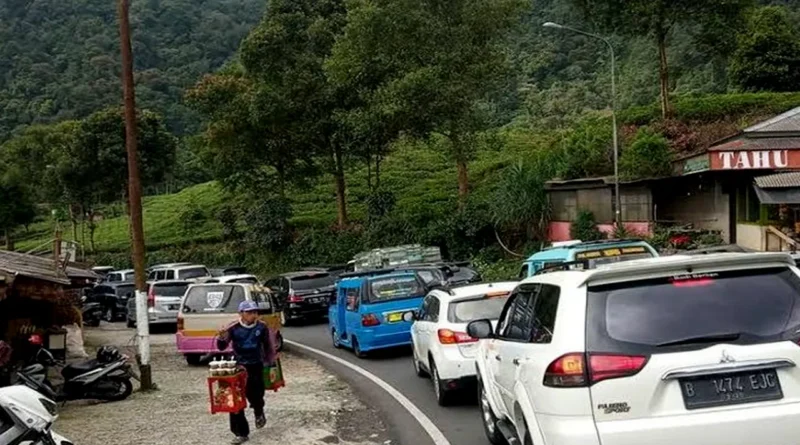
[620,128,672,179]
[730,6,800,92]
[570,0,753,118]
[0,173,36,251]
[327,0,527,202]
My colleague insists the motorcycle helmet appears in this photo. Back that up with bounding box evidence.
[96,346,122,363]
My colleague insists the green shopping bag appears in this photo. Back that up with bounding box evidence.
[264,358,285,392]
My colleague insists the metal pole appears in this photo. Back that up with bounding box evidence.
[118,0,153,391]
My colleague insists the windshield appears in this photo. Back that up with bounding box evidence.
[587,267,800,354]
[368,276,424,303]
[182,285,246,313]
[291,274,334,290]
[449,296,509,323]
[178,267,209,279]
[153,283,190,297]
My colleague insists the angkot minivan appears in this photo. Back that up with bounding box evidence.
[176,283,283,365]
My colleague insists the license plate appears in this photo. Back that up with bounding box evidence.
[680,369,783,410]
[386,312,403,323]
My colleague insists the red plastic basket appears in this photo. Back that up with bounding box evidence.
[208,371,248,414]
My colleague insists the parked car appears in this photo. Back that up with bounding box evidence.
[176,283,283,365]
[302,264,349,278]
[91,266,115,278]
[126,280,191,328]
[146,264,211,283]
[447,262,482,285]
[205,274,260,284]
[519,238,658,278]
[265,271,336,325]
[104,269,135,283]
[147,262,192,273]
[209,266,247,277]
[90,281,136,322]
[469,252,800,445]
[329,269,427,358]
[409,281,517,405]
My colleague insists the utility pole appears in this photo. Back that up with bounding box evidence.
[118,0,153,391]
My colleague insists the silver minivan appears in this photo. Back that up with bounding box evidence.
[127,280,191,327]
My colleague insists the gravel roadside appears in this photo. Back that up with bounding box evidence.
[54,324,390,445]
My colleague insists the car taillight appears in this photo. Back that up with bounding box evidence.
[361,314,381,327]
[543,353,647,387]
[147,287,155,308]
[287,291,303,303]
[438,329,477,345]
[177,316,184,332]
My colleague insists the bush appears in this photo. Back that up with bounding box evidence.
[620,129,673,179]
[570,211,604,241]
[560,117,613,180]
[178,200,207,234]
[244,197,293,251]
[217,203,239,241]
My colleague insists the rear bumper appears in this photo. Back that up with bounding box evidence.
[176,333,230,355]
[357,329,412,352]
[285,305,328,319]
[536,413,601,445]
[433,347,479,381]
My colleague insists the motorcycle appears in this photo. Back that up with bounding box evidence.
[17,338,135,403]
[0,385,73,445]
[82,294,104,327]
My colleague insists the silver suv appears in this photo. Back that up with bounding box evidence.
[127,280,191,327]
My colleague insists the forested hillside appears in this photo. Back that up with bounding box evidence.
[0,0,265,141]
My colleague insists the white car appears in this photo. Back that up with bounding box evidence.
[469,252,800,445]
[147,264,211,283]
[410,282,518,405]
[205,274,260,284]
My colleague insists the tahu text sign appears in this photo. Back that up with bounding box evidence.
[711,150,800,170]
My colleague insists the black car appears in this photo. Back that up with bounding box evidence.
[89,282,136,322]
[447,262,482,285]
[265,271,336,326]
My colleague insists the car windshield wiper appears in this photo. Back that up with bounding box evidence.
[656,332,741,348]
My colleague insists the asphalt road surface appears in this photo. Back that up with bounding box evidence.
[283,322,487,445]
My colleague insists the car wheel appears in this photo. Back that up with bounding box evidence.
[104,308,114,323]
[276,332,284,352]
[431,360,451,406]
[353,338,366,359]
[412,348,428,378]
[479,378,506,445]
[332,329,342,349]
[185,354,202,366]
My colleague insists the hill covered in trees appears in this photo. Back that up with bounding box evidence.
[0,0,265,141]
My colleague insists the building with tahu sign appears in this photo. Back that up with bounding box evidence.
[547,106,800,251]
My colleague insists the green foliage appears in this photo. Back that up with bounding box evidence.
[366,188,396,223]
[217,203,240,241]
[560,117,613,179]
[178,199,207,235]
[620,129,672,179]
[730,6,800,92]
[489,160,553,246]
[0,175,36,247]
[0,0,266,142]
[244,197,293,251]
[570,210,604,241]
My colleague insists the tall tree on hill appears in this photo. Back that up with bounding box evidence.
[730,6,800,92]
[570,0,753,118]
[327,0,527,202]
[0,170,36,251]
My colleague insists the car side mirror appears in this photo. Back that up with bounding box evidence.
[467,319,494,339]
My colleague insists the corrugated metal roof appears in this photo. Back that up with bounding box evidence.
[709,136,800,152]
[745,107,800,133]
[754,171,800,189]
[0,250,75,284]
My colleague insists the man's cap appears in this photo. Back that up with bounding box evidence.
[238,300,259,312]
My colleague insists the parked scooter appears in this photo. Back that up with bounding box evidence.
[82,292,104,327]
[17,337,135,402]
[0,385,73,444]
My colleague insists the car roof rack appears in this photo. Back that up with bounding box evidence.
[534,260,590,275]
[574,238,644,247]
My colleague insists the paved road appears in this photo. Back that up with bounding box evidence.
[283,322,487,445]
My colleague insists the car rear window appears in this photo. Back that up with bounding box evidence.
[368,275,425,303]
[291,274,334,290]
[178,267,209,279]
[448,296,509,323]
[182,285,246,313]
[115,284,135,297]
[153,283,189,297]
[587,267,800,354]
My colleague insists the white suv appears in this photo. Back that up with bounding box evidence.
[409,282,518,405]
[469,253,800,445]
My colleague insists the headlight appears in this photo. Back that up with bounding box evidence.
[39,398,58,416]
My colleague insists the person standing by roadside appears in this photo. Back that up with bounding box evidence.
[217,301,276,444]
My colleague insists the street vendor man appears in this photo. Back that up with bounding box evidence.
[217,300,277,444]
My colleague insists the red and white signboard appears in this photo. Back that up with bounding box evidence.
[710,150,800,170]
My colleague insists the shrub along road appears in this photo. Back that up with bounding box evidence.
[284,322,487,445]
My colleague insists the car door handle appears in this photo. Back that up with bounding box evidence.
[512,358,521,366]
[494,355,502,362]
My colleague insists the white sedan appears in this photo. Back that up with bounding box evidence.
[409,281,518,405]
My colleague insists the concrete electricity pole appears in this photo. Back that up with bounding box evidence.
[118,0,153,390]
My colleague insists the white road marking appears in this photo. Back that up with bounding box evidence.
[286,340,451,445]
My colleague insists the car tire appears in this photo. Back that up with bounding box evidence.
[353,338,367,359]
[276,332,284,352]
[185,354,202,366]
[479,378,506,445]
[431,360,452,407]
[332,329,342,349]
[104,308,114,323]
